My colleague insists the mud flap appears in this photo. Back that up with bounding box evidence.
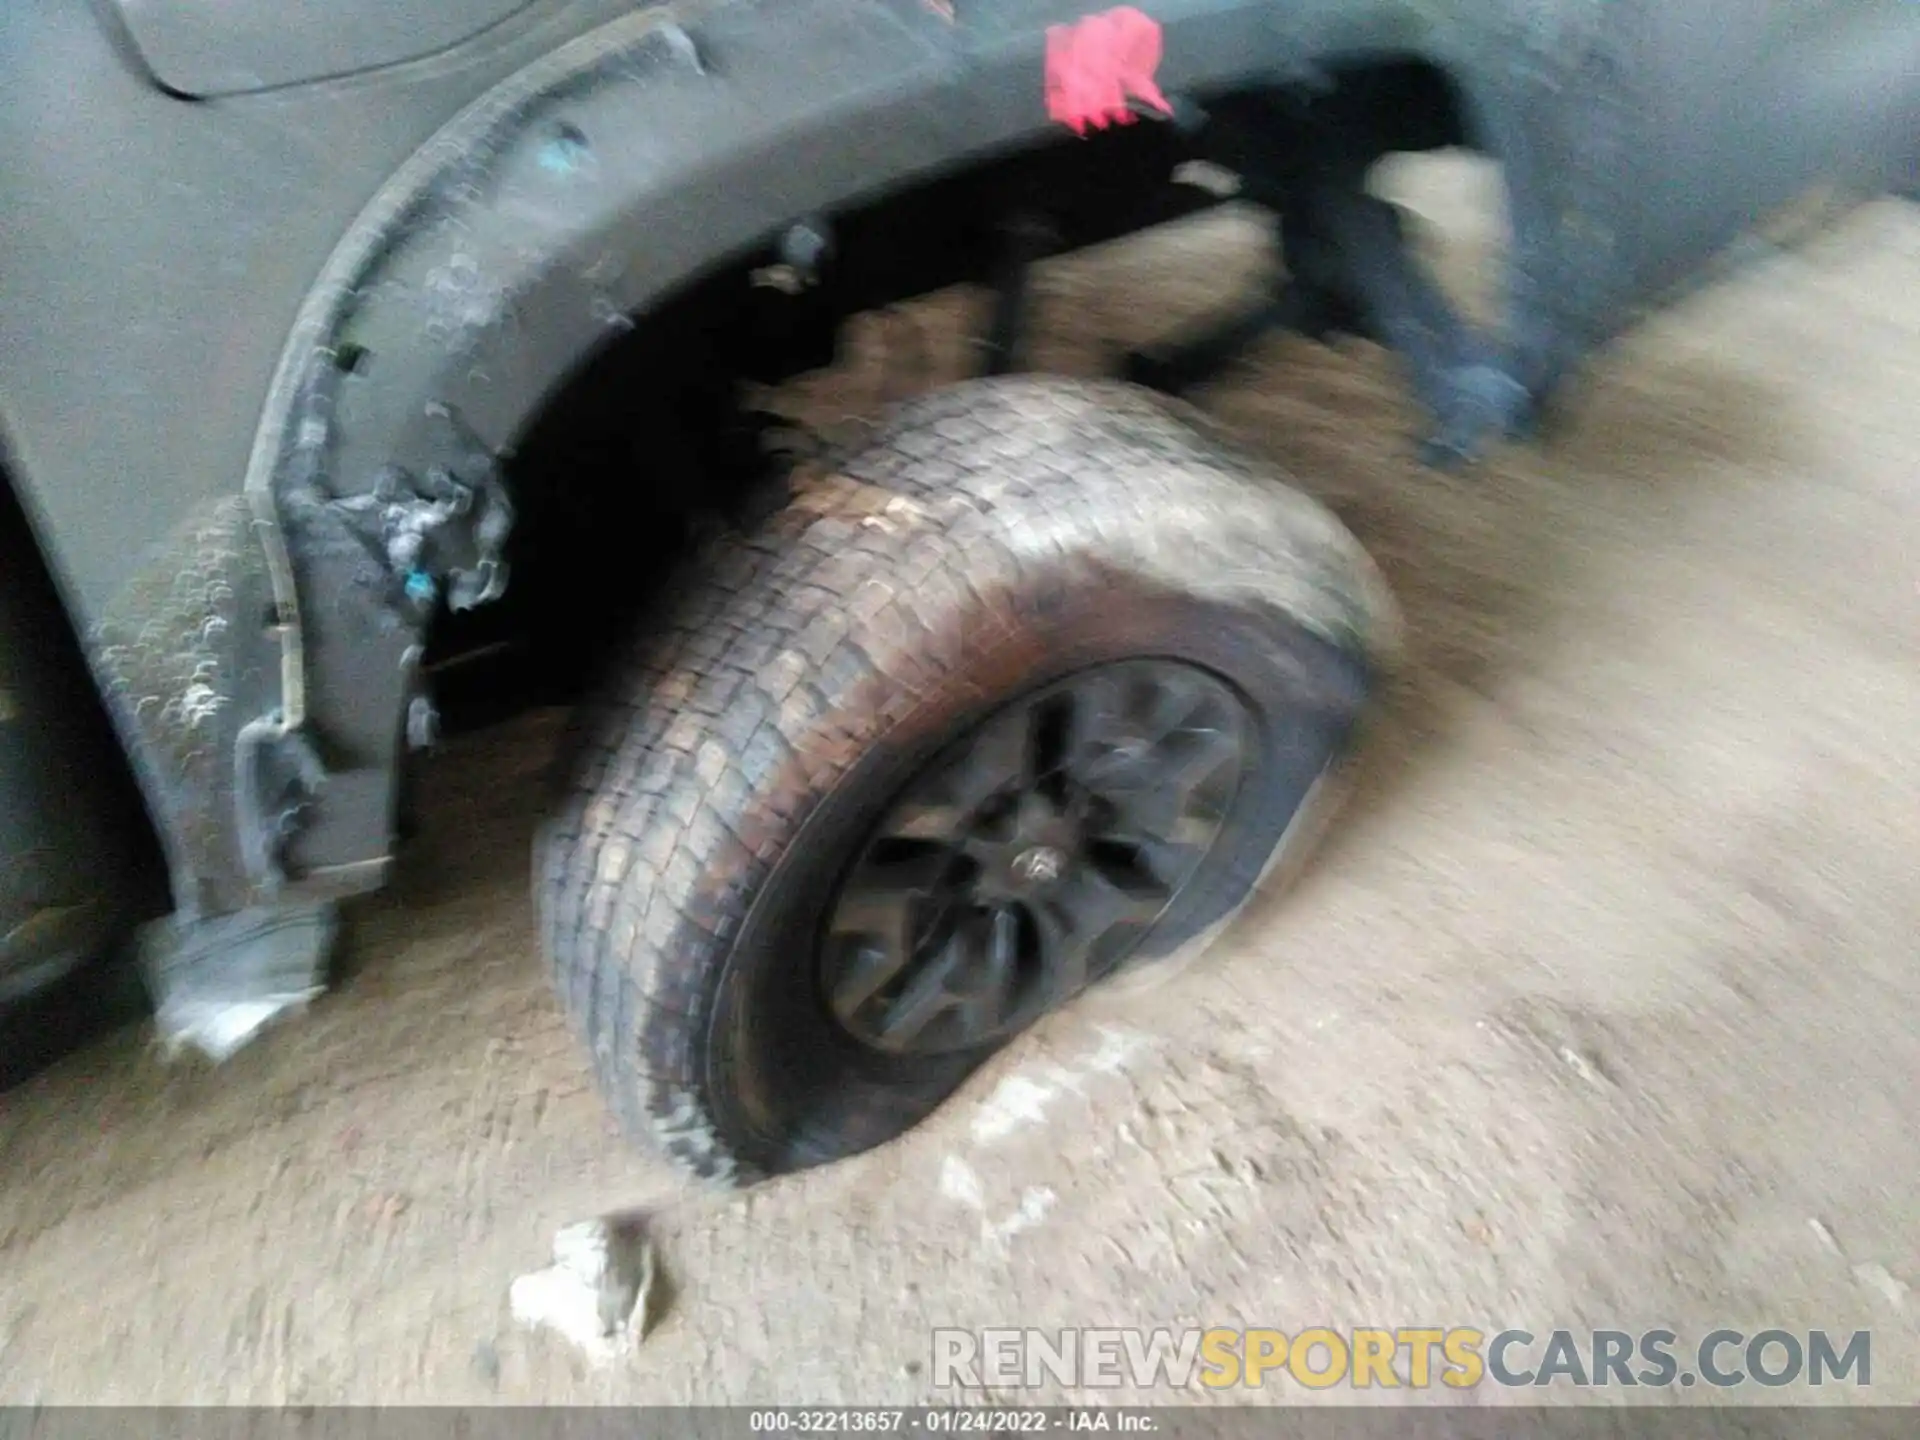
[83,494,343,1060]
[137,900,336,1062]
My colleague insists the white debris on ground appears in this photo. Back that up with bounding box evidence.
[967,1026,1152,1145]
[509,1215,657,1364]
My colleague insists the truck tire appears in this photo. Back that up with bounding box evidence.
[537,376,1397,1184]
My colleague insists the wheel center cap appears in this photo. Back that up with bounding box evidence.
[1009,844,1068,888]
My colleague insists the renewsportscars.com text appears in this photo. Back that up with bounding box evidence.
[931,1327,1872,1391]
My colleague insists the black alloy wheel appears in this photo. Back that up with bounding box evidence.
[821,660,1250,1056]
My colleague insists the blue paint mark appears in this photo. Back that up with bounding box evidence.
[405,570,438,605]
[538,125,591,177]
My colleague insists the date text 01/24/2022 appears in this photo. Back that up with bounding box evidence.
[748,1413,1154,1432]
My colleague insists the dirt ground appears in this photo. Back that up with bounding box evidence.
[2,162,1917,1407]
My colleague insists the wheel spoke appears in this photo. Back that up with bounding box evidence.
[1058,865,1168,942]
[1095,749,1229,849]
[1066,669,1133,766]
[833,848,950,922]
[825,848,952,1022]
[1069,670,1207,792]
[872,936,966,1049]
[1163,725,1241,796]
[1140,669,1208,743]
[1092,773,1186,840]
[948,702,1037,807]
[1087,720,1238,802]
[1077,747,1148,792]
[827,937,911,1023]
[1099,831,1212,890]
[1030,900,1094,997]
[819,658,1254,1058]
[826,885,919,955]
[1032,864,1160,989]
[987,902,1020,972]
[1099,814,1216,851]
[952,906,1022,1040]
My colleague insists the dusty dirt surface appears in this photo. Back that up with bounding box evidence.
[2,163,1917,1407]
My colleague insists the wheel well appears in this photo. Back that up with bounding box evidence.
[419,59,1476,727]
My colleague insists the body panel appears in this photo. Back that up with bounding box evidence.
[110,0,538,98]
[1623,0,1920,302]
